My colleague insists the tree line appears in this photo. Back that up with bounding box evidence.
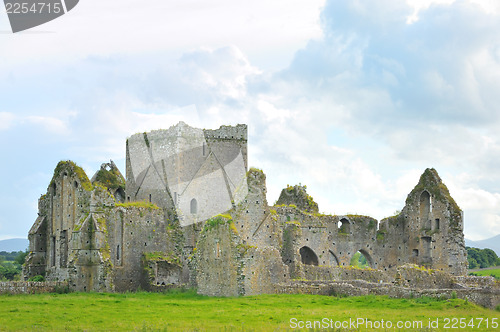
[0,251,28,281]
[466,247,500,269]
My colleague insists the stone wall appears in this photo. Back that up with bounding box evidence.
[270,168,467,277]
[395,264,455,289]
[0,281,68,295]
[194,216,243,296]
[105,206,183,292]
[242,246,289,296]
[302,265,393,283]
[278,279,500,310]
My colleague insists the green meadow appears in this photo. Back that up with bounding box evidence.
[0,290,498,331]
[470,268,500,280]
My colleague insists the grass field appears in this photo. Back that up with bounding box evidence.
[0,290,498,331]
[469,268,500,280]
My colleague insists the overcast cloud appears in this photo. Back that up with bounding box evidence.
[0,0,499,242]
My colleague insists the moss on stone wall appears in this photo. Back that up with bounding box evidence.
[93,166,125,191]
[406,168,461,213]
[143,251,181,266]
[202,214,234,233]
[73,213,90,232]
[142,251,181,286]
[376,230,387,242]
[276,185,319,213]
[143,132,150,148]
[115,201,160,210]
[51,160,93,191]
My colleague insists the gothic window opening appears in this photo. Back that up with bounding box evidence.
[190,198,197,214]
[420,191,431,227]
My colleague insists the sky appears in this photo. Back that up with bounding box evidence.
[1,0,499,241]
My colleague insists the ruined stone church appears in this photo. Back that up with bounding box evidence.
[24,122,498,308]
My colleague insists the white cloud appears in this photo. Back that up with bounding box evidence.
[469,0,500,14]
[0,0,325,70]
[0,112,15,131]
[24,116,69,135]
[405,0,499,23]
[406,0,456,23]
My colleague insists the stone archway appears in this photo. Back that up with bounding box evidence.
[299,246,319,266]
[329,250,340,266]
[358,249,374,268]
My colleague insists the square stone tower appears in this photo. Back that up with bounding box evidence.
[125,122,248,226]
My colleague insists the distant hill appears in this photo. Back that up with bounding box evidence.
[466,235,500,256]
[0,238,28,252]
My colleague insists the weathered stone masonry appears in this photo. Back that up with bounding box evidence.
[23,122,499,309]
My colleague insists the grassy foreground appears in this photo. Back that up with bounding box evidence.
[0,290,498,331]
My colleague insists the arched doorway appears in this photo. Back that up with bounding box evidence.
[299,246,319,266]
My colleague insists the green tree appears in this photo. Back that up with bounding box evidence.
[350,251,369,268]
[14,250,28,265]
[482,249,498,267]
[468,257,479,269]
[0,262,19,280]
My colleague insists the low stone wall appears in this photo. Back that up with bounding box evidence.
[0,281,68,295]
[277,279,500,310]
[303,265,393,283]
[395,265,455,288]
[454,275,496,288]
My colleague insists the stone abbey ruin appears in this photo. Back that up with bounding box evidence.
[23,122,499,308]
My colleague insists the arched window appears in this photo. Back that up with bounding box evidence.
[420,191,431,227]
[190,198,197,214]
[338,218,350,234]
[299,246,319,266]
